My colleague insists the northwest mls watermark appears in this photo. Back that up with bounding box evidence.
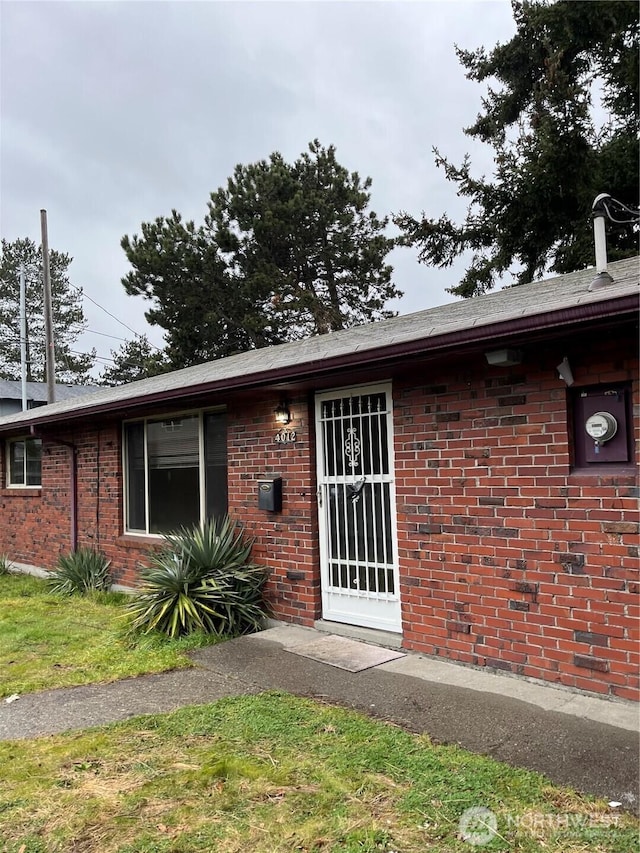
[458,806,622,846]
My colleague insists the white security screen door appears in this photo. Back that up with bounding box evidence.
[316,383,401,633]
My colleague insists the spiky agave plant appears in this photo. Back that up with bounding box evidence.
[165,514,254,575]
[127,516,269,638]
[48,548,112,595]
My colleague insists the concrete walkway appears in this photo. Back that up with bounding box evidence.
[1,623,638,811]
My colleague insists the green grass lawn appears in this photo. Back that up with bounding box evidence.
[0,692,637,853]
[0,573,216,697]
[1,573,637,852]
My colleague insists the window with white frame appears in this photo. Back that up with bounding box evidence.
[7,437,42,487]
[123,410,227,534]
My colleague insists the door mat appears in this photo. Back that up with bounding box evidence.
[285,635,405,673]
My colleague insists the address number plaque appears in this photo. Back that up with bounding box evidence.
[274,429,297,444]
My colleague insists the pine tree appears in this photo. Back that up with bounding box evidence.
[99,335,169,386]
[209,139,399,341]
[121,141,400,368]
[121,213,254,368]
[395,0,639,297]
[0,238,95,383]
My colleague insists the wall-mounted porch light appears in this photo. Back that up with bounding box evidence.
[274,400,291,425]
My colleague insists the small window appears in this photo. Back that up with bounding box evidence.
[7,438,42,487]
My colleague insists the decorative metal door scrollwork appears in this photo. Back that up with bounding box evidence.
[344,427,361,469]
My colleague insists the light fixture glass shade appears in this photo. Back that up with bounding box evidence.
[274,402,290,425]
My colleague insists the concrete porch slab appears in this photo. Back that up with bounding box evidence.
[284,634,406,672]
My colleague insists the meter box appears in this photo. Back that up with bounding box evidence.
[258,477,282,512]
[574,385,631,465]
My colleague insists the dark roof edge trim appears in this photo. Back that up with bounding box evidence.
[1,293,637,434]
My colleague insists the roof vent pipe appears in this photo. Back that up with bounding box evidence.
[589,194,614,291]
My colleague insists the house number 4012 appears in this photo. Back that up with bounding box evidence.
[274,429,297,444]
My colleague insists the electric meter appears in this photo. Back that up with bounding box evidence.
[585,411,618,444]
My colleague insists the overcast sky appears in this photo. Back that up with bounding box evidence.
[1,0,516,376]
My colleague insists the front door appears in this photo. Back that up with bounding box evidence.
[316,383,401,633]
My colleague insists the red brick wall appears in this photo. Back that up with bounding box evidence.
[227,393,320,624]
[0,334,637,699]
[394,335,639,700]
[0,395,321,620]
[0,421,150,583]
[0,440,73,564]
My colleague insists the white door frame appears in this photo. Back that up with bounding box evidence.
[315,382,402,633]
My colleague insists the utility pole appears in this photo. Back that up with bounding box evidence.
[40,209,56,403]
[19,265,27,411]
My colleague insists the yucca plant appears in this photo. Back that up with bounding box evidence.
[164,514,254,574]
[48,548,112,595]
[126,516,269,638]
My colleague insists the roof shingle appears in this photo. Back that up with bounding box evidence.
[0,256,636,432]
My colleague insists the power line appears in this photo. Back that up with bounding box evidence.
[600,196,640,225]
[69,323,133,344]
[3,271,163,352]
[69,284,162,351]
[2,334,137,369]
[68,348,163,372]
[68,349,126,365]
[7,320,157,347]
[69,284,143,338]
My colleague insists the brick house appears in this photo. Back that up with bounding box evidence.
[0,257,638,700]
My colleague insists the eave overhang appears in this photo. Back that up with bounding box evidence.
[0,291,636,436]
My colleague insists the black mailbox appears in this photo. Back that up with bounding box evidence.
[258,477,282,512]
